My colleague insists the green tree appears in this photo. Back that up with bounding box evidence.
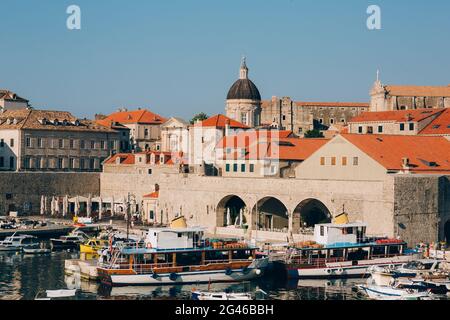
[304,129,325,138]
[190,112,209,124]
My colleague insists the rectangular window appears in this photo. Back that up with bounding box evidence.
[144,129,149,137]
[59,139,63,148]
[110,140,115,150]
[37,138,43,148]
[69,158,75,169]
[378,126,383,133]
[409,123,414,131]
[35,157,41,169]
[10,139,14,147]
[26,137,31,147]
[80,158,85,169]
[320,226,325,237]
[241,164,246,172]
[331,157,336,166]
[367,126,373,134]
[89,158,95,169]
[80,140,85,149]
[70,139,74,149]
[9,157,14,169]
[226,164,230,172]
[249,164,254,172]
[320,157,325,166]
[0,157,4,167]
[233,164,238,172]
[90,141,95,149]
[148,169,152,175]
[342,157,347,166]
[57,158,63,169]
[24,157,30,169]
[101,140,105,150]
[330,118,334,125]
[399,123,405,131]
[353,157,359,166]
[358,126,363,134]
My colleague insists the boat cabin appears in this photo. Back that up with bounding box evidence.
[314,222,367,246]
[144,227,206,250]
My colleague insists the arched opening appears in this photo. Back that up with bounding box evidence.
[293,199,331,233]
[445,220,450,245]
[216,195,247,227]
[252,197,289,232]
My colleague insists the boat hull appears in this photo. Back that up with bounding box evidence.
[286,256,416,279]
[99,258,269,287]
[50,240,80,250]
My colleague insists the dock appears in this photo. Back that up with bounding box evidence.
[65,257,99,281]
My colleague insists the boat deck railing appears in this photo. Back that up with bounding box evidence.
[288,253,409,266]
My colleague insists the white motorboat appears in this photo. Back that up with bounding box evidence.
[0,234,39,252]
[34,289,77,300]
[192,290,253,300]
[23,247,52,254]
[357,283,432,300]
[394,259,446,278]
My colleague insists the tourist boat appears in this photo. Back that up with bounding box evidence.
[80,238,108,255]
[280,222,418,279]
[97,227,269,286]
[50,231,88,250]
[0,234,39,252]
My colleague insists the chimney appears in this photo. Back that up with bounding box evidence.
[225,119,230,136]
[402,157,411,173]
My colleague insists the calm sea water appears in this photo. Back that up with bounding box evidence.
[0,250,370,300]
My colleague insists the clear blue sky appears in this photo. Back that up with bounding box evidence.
[1,0,450,120]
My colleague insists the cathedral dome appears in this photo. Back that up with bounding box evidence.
[226,58,261,101]
[226,78,261,100]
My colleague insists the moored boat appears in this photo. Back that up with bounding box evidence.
[80,238,108,255]
[50,231,88,250]
[97,227,269,286]
[356,283,433,300]
[0,233,39,252]
[191,290,252,300]
[279,221,418,279]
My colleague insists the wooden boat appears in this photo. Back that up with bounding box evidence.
[280,222,418,279]
[0,233,39,252]
[97,227,269,286]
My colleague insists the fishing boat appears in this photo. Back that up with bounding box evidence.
[50,231,88,250]
[80,238,108,255]
[0,233,39,252]
[280,221,418,279]
[97,227,269,286]
[356,283,433,300]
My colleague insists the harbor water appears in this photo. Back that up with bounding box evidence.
[0,249,369,300]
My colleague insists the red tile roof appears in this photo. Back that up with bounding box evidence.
[98,109,167,125]
[104,153,135,165]
[195,114,249,129]
[420,109,450,135]
[342,134,450,174]
[217,130,294,149]
[385,85,450,97]
[349,108,444,123]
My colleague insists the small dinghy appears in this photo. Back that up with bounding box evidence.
[34,289,77,300]
[356,284,432,300]
[23,247,51,254]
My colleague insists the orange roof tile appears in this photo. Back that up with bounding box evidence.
[349,108,444,123]
[104,153,135,165]
[385,85,450,97]
[195,114,249,129]
[342,134,450,173]
[420,109,450,135]
[100,109,167,125]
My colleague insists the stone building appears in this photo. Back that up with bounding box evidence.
[224,59,369,135]
[160,117,190,154]
[0,89,29,111]
[97,108,167,152]
[0,109,123,172]
[370,76,450,112]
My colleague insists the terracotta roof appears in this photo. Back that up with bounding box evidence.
[99,109,167,125]
[420,109,450,135]
[104,153,135,165]
[349,108,444,123]
[143,191,159,199]
[342,134,450,174]
[0,89,29,103]
[220,131,329,161]
[385,85,450,97]
[0,109,117,133]
[218,130,293,149]
[194,114,249,129]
